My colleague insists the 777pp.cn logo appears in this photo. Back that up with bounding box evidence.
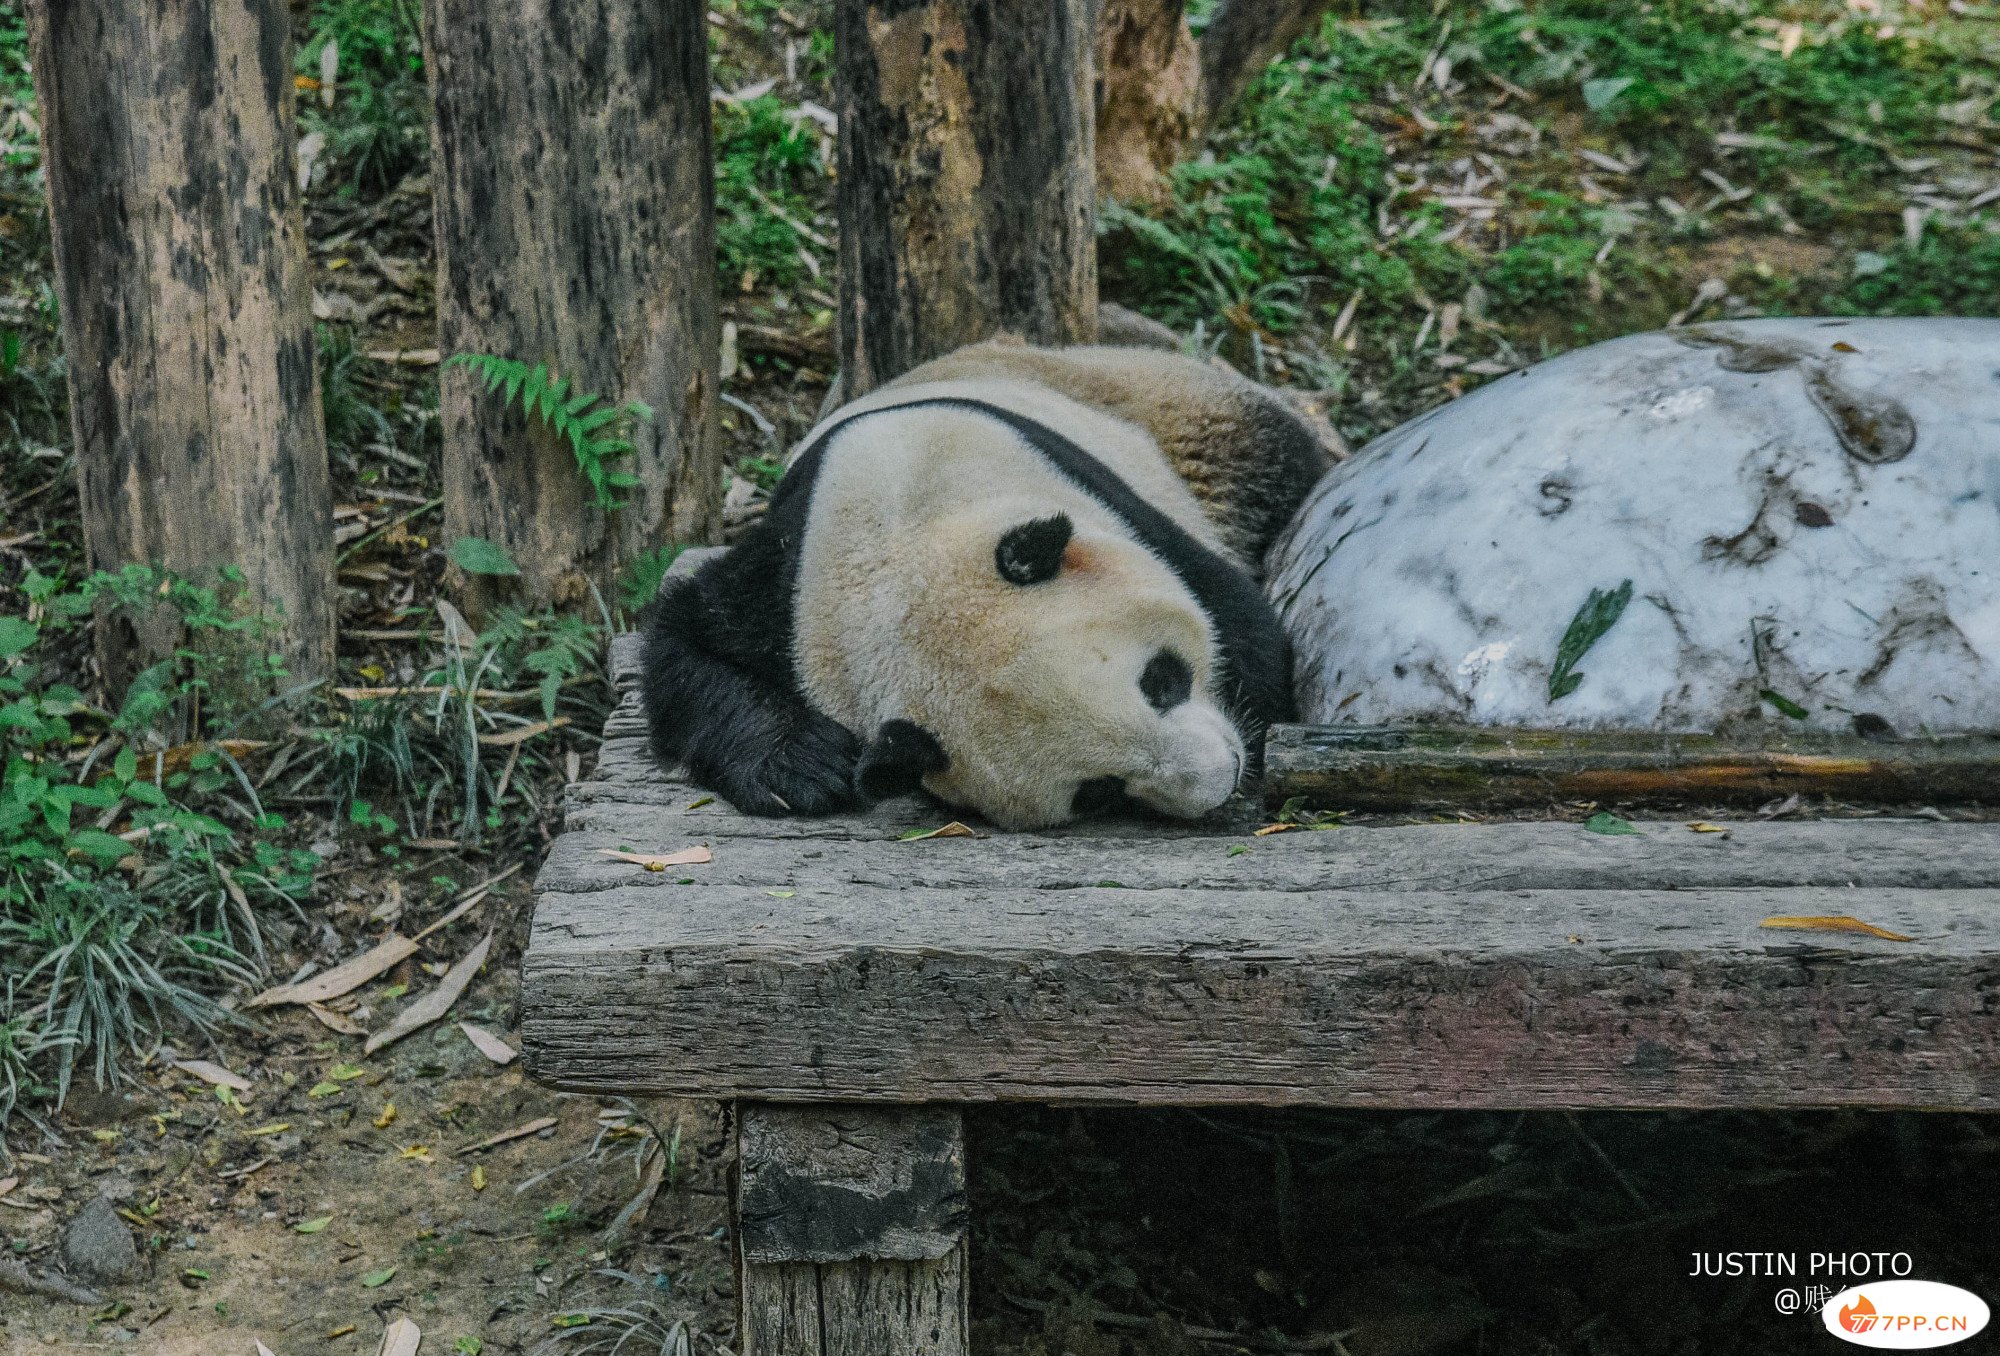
[1823,1282,1990,1349]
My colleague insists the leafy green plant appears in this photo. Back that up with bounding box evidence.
[618,545,684,614]
[294,0,429,195]
[1547,579,1634,701]
[445,354,651,511]
[714,92,834,292]
[1,568,319,1114]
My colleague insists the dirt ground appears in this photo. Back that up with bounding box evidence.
[0,884,738,1356]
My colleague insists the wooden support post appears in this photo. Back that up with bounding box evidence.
[736,1105,969,1356]
[29,0,335,689]
[833,0,1098,396]
[423,0,721,616]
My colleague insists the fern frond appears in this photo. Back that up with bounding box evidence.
[445,352,652,511]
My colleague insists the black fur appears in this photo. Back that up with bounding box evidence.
[855,718,950,801]
[640,395,1298,816]
[1139,648,1193,713]
[995,514,1073,585]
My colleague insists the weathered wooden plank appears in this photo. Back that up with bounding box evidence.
[1266,724,2000,811]
[739,1107,965,1264]
[565,776,1267,839]
[737,1105,969,1356]
[542,817,2000,895]
[523,881,2000,1108]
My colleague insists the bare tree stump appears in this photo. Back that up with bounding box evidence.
[834,0,1098,396]
[29,0,335,689]
[737,1105,969,1356]
[1096,0,1201,206]
[1091,0,1336,204]
[423,0,721,616]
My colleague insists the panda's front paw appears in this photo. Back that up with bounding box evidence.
[726,712,862,817]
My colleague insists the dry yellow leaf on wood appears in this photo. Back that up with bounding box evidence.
[597,845,712,869]
[897,821,979,842]
[1760,915,1915,942]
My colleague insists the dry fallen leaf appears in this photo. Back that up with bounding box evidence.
[897,821,978,842]
[175,1059,252,1092]
[306,1002,366,1036]
[245,1122,291,1137]
[257,1341,278,1356]
[1761,915,1915,943]
[398,1144,432,1163]
[470,1164,487,1191]
[378,1315,421,1356]
[375,1103,398,1130]
[1687,822,1731,834]
[247,936,420,1009]
[364,933,492,1056]
[597,845,713,870]
[459,1023,518,1065]
[458,1115,559,1156]
[1252,823,1296,837]
[328,1326,357,1340]
[477,718,569,747]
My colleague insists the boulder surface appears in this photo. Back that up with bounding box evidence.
[1267,318,2000,735]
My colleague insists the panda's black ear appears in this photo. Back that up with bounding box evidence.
[995,513,1072,585]
[854,718,949,801]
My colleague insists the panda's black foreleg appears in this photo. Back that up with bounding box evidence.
[640,575,862,817]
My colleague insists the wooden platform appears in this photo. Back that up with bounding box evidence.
[526,633,2000,1114]
[520,597,2000,1353]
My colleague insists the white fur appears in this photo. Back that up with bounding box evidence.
[790,381,1246,829]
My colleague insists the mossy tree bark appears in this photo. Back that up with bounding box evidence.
[833,0,1098,397]
[423,0,721,617]
[29,0,335,691]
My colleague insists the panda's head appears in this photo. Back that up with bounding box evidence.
[852,507,1246,830]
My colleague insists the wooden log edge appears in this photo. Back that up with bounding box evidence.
[1264,723,2000,812]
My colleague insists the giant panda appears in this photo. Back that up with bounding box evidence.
[640,339,1334,830]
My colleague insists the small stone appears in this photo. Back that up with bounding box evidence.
[61,1196,138,1283]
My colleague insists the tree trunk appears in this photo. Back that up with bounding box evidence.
[1095,0,1200,206]
[29,0,335,690]
[423,0,721,617]
[1091,0,1335,205]
[834,0,1098,397]
[1196,0,1336,126]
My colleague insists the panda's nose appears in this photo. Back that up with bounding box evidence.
[1139,648,1193,713]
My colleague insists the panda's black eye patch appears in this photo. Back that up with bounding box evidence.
[996,513,1073,585]
[1139,649,1193,713]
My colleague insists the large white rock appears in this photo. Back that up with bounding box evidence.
[1266,318,2000,735]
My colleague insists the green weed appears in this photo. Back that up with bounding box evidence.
[295,0,429,195]
[715,94,834,292]
[2,569,319,1113]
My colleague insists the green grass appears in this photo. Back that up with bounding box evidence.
[715,92,835,293]
[294,0,429,196]
[1,568,321,1114]
[1100,0,2000,441]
